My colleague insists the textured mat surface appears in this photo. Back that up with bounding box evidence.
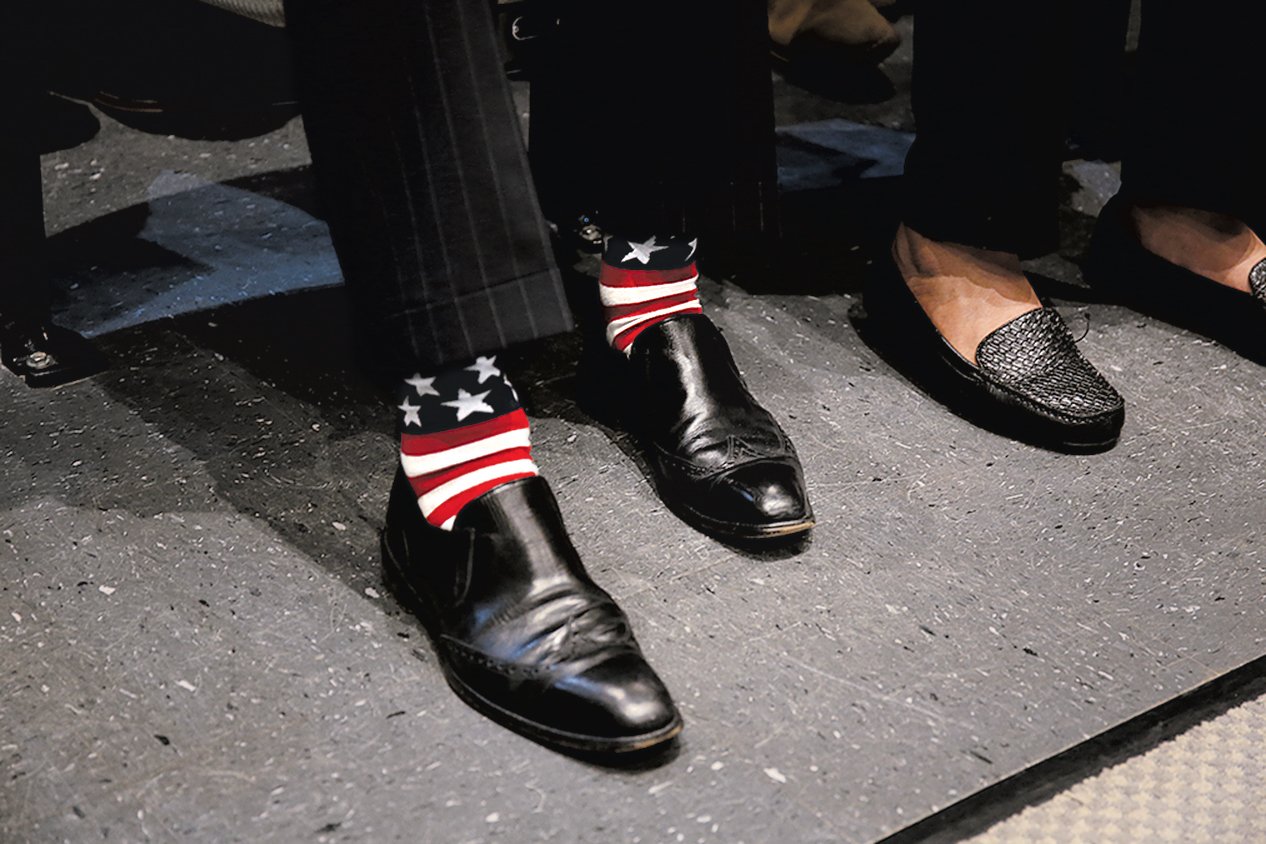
[968,684,1266,844]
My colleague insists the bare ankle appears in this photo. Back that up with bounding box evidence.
[1130,203,1247,238]
[894,224,1024,281]
[891,223,1040,362]
[1126,202,1266,293]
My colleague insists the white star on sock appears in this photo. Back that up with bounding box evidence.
[442,389,494,422]
[621,236,671,265]
[398,398,422,428]
[405,373,439,398]
[684,238,698,261]
[465,356,501,384]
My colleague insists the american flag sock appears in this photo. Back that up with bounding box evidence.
[600,234,703,354]
[396,356,538,531]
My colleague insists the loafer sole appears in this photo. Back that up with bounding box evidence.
[381,529,683,755]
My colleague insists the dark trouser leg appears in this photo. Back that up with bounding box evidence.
[1123,0,1266,221]
[282,0,572,376]
[0,11,52,328]
[1066,0,1132,158]
[530,0,778,244]
[0,92,50,329]
[0,9,106,388]
[901,0,1068,256]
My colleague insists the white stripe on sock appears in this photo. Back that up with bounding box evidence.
[400,428,532,477]
[418,458,539,517]
[599,275,699,307]
[605,301,703,347]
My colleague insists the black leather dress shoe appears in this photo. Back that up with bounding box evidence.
[0,317,106,389]
[583,315,814,542]
[864,257,1125,453]
[381,470,681,754]
[1086,195,1266,364]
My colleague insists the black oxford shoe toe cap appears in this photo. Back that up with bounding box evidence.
[549,653,681,743]
[696,460,813,536]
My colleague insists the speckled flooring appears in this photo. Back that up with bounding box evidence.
[4,13,1265,844]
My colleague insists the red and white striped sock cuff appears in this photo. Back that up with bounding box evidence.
[400,408,538,530]
[599,263,703,353]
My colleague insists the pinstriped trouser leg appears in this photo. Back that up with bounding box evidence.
[283,0,573,375]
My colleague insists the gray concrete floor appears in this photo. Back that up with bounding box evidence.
[5,16,1266,844]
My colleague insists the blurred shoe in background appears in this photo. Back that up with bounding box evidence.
[769,0,902,68]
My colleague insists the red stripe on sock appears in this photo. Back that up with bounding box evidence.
[405,446,534,497]
[425,471,538,527]
[599,265,699,288]
[605,290,704,323]
[400,408,529,454]
[599,260,702,354]
[399,404,536,529]
[611,305,704,351]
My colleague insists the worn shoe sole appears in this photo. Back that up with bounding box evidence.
[656,481,816,542]
[380,528,683,755]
